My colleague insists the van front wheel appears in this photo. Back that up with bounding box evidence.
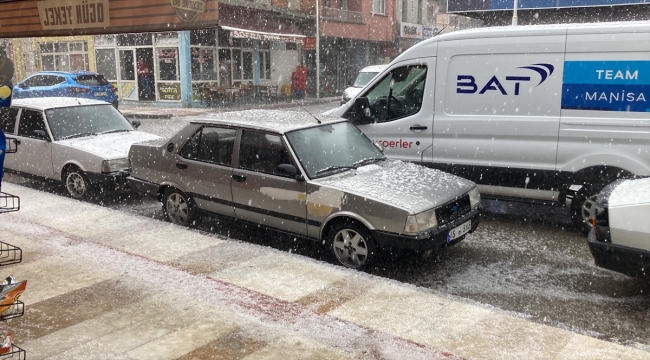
[570,188,598,235]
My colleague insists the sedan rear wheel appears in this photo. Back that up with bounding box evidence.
[327,221,377,269]
[162,189,199,227]
[64,168,90,199]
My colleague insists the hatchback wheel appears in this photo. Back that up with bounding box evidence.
[64,168,90,199]
[162,189,200,227]
[327,220,377,269]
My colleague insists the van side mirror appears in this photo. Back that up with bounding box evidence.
[131,120,141,129]
[349,97,373,125]
[374,142,384,153]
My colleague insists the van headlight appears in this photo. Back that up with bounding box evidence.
[404,209,438,234]
[469,187,481,208]
[101,158,130,173]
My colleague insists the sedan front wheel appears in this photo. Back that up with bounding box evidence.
[162,188,200,227]
[64,168,90,199]
[327,220,377,270]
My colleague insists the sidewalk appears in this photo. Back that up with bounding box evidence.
[1,182,648,360]
[119,97,340,119]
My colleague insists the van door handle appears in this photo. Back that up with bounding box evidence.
[176,163,188,170]
[232,174,246,182]
[410,125,428,131]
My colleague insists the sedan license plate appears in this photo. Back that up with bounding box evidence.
[447,220,472,243]
[94,91,107,97]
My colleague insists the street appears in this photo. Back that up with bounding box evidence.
[4,104,649,351]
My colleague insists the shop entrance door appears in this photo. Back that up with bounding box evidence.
[136,48,155,101]
[118,49,138,100]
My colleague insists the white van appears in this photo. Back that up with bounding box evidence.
[330,22,650,232]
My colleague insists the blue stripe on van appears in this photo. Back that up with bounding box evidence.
[561,83,649,112]
[563,61,650,85]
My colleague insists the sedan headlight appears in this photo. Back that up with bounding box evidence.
[469,187,481,208]
[101,158,130,173]
[404,209,438,234]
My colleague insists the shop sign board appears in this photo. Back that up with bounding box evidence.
[400,22,423,39]
[157,82,181,101]
[170,0,205,21]
[303,37,316,50]
[37,0,110,30]
[422,26,436,39]
[229,30,305,44]
[448,0,650,12]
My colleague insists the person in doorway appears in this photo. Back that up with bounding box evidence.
[137,58,154,100]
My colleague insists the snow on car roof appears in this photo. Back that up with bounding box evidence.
[11,97,110,110]
[187,110,346,134]
[360,65,388,73]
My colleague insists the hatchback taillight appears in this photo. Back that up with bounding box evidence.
[70,87,90,93]
[109,87,117,93]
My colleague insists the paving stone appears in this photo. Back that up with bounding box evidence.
[175,327,268,360]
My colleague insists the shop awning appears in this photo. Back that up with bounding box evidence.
[220,26,305,44]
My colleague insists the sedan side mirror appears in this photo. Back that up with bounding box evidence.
[277,163,298,177]
[32,129,50,141]
[131,120,141,129]
[349,97,373,125]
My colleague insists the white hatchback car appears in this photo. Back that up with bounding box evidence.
[587,177,650,277]
[340,65,388,105]
[0,97,160,198]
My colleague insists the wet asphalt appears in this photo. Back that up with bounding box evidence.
[4,106,649,349]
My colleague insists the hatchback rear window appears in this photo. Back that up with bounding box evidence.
[74,75,109,86]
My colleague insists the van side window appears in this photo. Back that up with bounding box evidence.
[0,108,18,134]
[179,126,236,166]
[17,109,48,139]
[364,65,427,123]
[239,130,292,177]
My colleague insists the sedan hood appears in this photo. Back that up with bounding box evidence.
[315,160,475,213]
[58,131,161,159]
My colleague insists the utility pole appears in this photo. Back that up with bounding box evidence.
[316,0,320,100]
[512,0,518,26]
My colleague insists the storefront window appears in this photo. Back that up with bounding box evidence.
[191,29,216,46]
[191,48,216,81]
[157,48,178,81]
[243,51,253,80]
[40,41,88,72]
[119,50,135,81]
[95,49,117,80]
[117,33,153,47]
[155,32,178,46]
[260,51,271,80]
[94,35,115,47]
[232,49,241,81]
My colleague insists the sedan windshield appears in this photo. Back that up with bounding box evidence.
[353,72,379,87]
[45,105,134,141]
[286,122,384,179]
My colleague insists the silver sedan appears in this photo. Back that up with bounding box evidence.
[127,110,481,269]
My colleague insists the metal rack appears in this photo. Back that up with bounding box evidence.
[0,344,26,359]
[0,136,25,358]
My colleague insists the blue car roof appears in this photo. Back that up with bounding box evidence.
[32,71,100,77]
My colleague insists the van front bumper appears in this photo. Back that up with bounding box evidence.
[587,228,650,277]
[372,208,481,252]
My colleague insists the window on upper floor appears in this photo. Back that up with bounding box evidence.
[372,0,385,15]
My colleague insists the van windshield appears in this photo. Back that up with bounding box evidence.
[353,72,379,87]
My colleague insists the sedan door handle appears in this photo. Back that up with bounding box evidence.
[176,163,188,170]
[410,125,428,131]
[232,174,246,182]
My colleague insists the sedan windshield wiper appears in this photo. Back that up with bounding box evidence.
[58,132,97,140]
[97,129,131,135]
[352,157,385,167]
[315,165,356,176]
